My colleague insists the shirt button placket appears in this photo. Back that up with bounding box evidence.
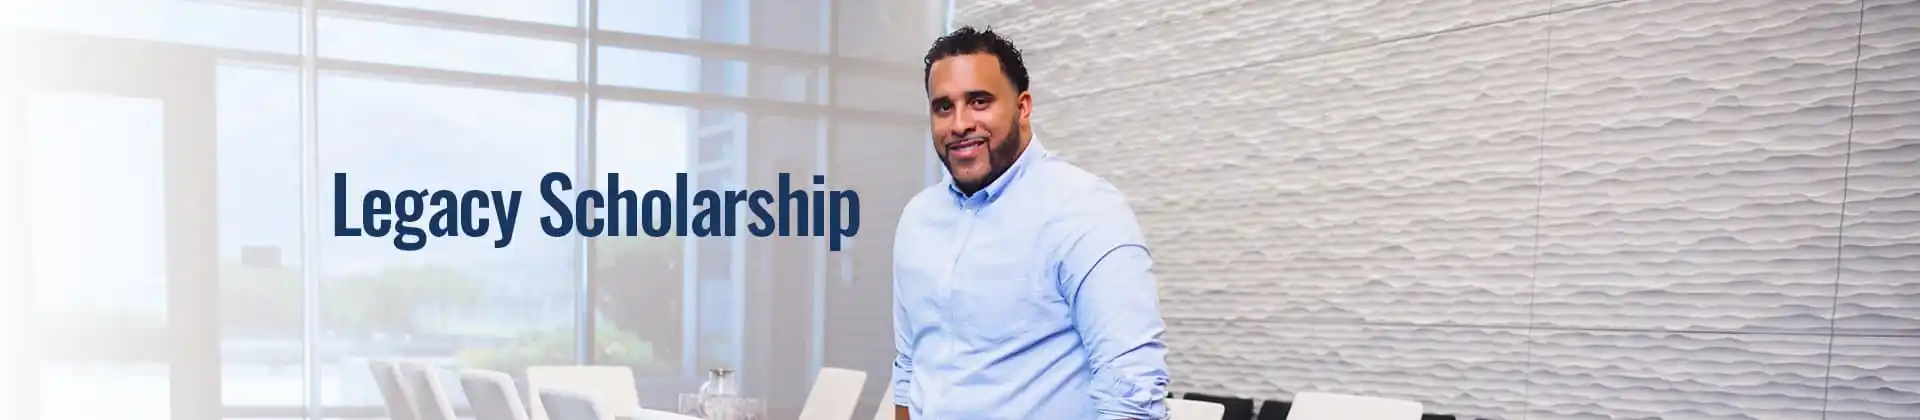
[941,204,976,370]
[927,203,976,416]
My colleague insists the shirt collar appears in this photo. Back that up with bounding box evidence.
[946,136,1048,206]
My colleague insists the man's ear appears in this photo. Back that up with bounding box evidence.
[1017,91,1033,130]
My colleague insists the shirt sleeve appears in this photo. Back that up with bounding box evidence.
[891,259,916,408]
[1053,183,1171,420]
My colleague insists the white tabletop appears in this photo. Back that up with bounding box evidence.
[622,407,702,420]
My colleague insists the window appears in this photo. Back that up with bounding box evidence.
[315,75,580,408]
[318,16,579,81]
[596,47,712,93]
[342,0,578,27]
[597,0,698,40]
[590,100,701,389]
[29,91,173,420]
[18,0,300,54]
[216,63,305,409]
[19,0,947,417]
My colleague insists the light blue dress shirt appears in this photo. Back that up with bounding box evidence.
[891,138,1171,420]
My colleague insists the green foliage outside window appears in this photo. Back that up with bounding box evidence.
[456,322,669,376]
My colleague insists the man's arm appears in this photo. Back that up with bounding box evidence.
[1054,184,1171,420]
[891,260,915,420]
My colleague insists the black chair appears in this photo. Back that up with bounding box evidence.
[1181,392,1256,420]
[1255,399,1290,420]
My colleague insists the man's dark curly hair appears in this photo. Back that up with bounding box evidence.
[923,26,1030,93]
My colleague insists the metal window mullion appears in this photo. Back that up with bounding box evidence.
[298,0,321,418]
[20,38,924,123]
[226,0,916,77]
[809,0,838,383]
[680,0,704,381]
[575,0,599,366]
[730,0,749,391]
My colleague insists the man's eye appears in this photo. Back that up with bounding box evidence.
[970,98,990,108]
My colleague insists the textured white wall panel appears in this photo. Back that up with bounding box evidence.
[950,0,1920,417]
[1045,63,1340,324]
[1164,320,1532,419]
[1534,0,1861,334]
[1826,336,1920,419]
[1044,13,1551,330]
[1281,17,1547,328]
[954,0,1250,53]
[1550,0,1631,12]
[1310,325,1532,419]
[1324,0,1545,47]
[1837,0,1920,335]
[961,0,1331,100]
[1163,319,1359,402]
[1525,331,1831,419]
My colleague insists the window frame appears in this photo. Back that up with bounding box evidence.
[16,0,948,416]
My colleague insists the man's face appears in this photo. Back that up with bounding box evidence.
[927,53,1030,194]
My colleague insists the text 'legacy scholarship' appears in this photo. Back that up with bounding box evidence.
[332,172,861,251]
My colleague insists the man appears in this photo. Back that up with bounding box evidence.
[891,26,1172,420]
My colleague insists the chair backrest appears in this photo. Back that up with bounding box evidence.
[1182,393,1256,420]
[870,399,896,420]
[525,365,638,420]
[1288,392,1423,420]
[369,360,420,420]
[1257,400,1292,420]
[461,369,531,420]
[400,362,459,420]
[539,389,608,420]
[1169,398,1227,420]
[797,367,868,420]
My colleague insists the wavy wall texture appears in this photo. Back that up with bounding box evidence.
[954,0,1919,418]
[1536,0,1861,335]
[1838,0,1920,336]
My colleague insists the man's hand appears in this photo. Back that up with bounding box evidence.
[895,404,911,420]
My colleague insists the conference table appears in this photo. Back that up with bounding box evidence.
[619,410,701,420]
[614,393,766,420]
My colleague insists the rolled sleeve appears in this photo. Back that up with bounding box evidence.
[891,262,916,408]
[891,354,914,407]
[1054,185,1172,420]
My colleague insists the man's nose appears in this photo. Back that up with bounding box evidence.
[946,109,976,138]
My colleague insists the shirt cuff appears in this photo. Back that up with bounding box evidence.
[1092,367,1170,420]
[890,359,913,407]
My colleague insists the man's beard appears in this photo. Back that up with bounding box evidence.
[946,123,1023,195]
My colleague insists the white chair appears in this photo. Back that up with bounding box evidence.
[398,362,459,420]
[526,366,641,420]
[796,367,868,420]
[1168,398,1226,420]
[461,369,531,420]
[368,360,420,420]
[1288,392,1423,420]
[539,389,611,420]
[870,400,895,420]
